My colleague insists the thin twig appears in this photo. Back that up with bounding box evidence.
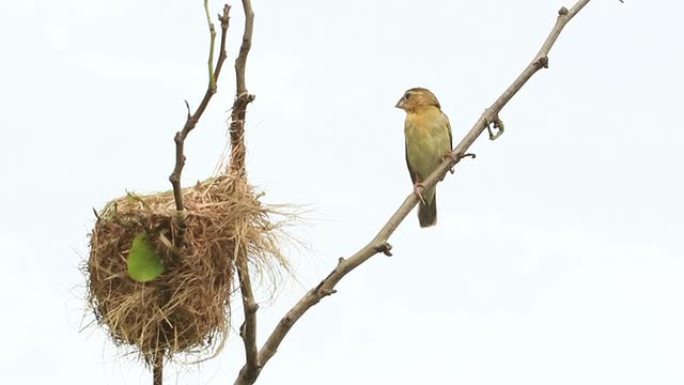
[204,0,217,92]
[168,4,231,247]
[233,1,597,384]
[229,1,259,384]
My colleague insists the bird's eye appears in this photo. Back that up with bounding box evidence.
[404,92,411,100]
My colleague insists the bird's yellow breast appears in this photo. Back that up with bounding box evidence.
[404,107,452,184]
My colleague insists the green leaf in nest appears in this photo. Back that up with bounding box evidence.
[127,232,164,282]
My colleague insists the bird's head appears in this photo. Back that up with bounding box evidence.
[395,87,441,112]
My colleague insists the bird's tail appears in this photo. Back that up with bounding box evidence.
[418,190,437,227]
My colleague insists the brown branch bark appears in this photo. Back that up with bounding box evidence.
[229,1,259,384]
[228,0,255,178]
[236,256,260,383]
[168,4,231,246]
[232,1,595,384]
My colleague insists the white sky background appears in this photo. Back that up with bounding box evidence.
[1,0,683,384]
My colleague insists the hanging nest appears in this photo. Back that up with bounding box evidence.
[86,173,292,364]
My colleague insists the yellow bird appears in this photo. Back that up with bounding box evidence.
[395,88,453,227]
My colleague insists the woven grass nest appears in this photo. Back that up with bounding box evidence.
[86,173,291,364]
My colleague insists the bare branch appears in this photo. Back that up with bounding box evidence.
[203,0,218,92]
[228,0,256,177]
[234,0,254,96]
[233,1,597,383]
[236,257,260,383]
[215,4,231,81]
[168,4,231,246]
[228,1,259,384]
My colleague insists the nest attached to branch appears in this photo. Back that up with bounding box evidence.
[86,173,291,364]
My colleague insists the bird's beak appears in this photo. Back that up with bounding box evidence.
[395,98,404,109]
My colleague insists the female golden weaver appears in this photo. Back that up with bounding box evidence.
[395,88,452,227]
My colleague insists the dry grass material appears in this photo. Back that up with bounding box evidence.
[86,174,291,364]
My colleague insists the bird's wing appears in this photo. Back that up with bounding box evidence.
[405,141,417,185]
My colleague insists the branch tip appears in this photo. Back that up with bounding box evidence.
[219,4,231,24]
[184,100,191,118]
[559,7,569,15]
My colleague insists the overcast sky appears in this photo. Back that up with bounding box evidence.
[1,0,683,384]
